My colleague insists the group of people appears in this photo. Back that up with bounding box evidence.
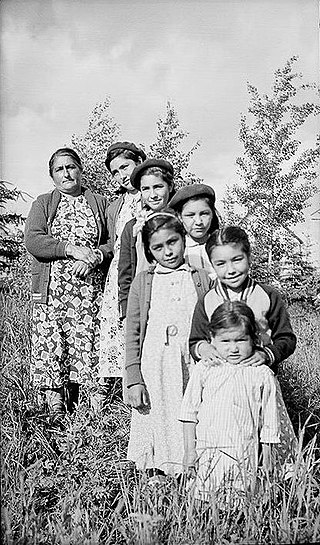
[25,142,297,499]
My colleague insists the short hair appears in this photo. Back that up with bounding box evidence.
[208,300,259,346]
[205,226,251,259]
[49,148,82,178]
[142,209,185,263]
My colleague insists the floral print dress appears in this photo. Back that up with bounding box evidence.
[99,192,141,378]
[31,194,104,388]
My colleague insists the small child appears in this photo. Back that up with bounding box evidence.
[189,226,296,371]
[125,210,212,476]
[169,184,219,278]
[180,300,289,499]
[189,226,297,465]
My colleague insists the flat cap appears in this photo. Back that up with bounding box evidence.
[105,141,146,171]
[169,183,216,210]
[130,158,174,190]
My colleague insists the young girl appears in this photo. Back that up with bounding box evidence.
[125,211,212,476]
[180,301,284,499]
[189,226,297,464]
[169,184,219,278]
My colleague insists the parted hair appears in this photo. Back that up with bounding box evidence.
[208,300,259,346]
[142,209,186,263]
[49,148,82,178]
[205,226,251,259]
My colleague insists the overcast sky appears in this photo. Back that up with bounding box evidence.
[1,0,319,255]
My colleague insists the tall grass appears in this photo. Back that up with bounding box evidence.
[1,272,319,544]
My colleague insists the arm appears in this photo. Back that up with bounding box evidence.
[264,286,297,369]
[125,274,144,388]
[183,422,197,473]
[118,220,135,318]
[24,198,67,260]
[189,296,214,361]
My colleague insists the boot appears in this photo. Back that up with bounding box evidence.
[65,382,79,414]
[45,387,65,426]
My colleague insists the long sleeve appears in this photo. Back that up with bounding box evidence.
[263,285,297,367]
[24,197,67,260]
[189,295,211,361]
[179,363,206,422]
[118,219,135,318]
[259,370,280,444]
[125,274,144,387]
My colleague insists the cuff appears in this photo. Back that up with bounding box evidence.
[95,249,104,264]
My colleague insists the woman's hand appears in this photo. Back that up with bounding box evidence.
[72,260,91,278]
[240,349,269,368]
[197,341,222,366]
[66,244,99,266]
[128,384,150,412]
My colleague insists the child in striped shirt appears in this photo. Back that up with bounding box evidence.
[180,300,286,499]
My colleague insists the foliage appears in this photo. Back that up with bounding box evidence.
[0,181,26,279]
[224,56,320,281]
[71,99,202,200]
[148,102,203,190]
[70,97,121,199]
[1,283,320,544]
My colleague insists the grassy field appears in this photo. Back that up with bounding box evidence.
[1,273,320,544]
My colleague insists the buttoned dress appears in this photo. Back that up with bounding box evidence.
[127,263,198,475]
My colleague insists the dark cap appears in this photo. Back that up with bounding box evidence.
[169,183,216,210]
[105,141,146,171]
[130,158,174,190]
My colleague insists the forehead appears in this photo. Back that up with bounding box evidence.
[214,325,248,339]
[181,198,212,213]
[53,154,77,167]
[150,227,179,244]
[140,174,167,187]
[210,242,246,259]
[109,155,134,171]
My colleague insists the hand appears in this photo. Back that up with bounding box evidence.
[67,244,99,266]
[240,349,269,368]
[183,450,197,478]
[128,384,150,412]
[72,260,90,278]
[198,341,222,366]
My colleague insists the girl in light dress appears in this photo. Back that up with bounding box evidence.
[169,183,220,279]
[180,300,287,499]
[125,211,212,476]
[98,142,146,388]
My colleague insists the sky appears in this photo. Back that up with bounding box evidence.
[1,0,319,259]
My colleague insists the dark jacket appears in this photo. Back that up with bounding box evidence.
[125,265,213,387]
[118,217,137,318]
[189,277,297,372]
[106,195,125,254]
[24,188,112,303]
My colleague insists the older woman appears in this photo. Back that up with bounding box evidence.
[118,158,175,320]
[25,147,111,420]
[99,141,146,382]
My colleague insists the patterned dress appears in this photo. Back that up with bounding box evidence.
[180,362,296,499]
[31,195,104,388]
[99,192,141,378]
[127,264,198,475]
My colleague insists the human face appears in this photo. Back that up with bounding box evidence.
[149,228,185,269]
[51,155,82,196]
[140,175,170,211]
[109,156,138,194]
[212,325,253,364]
[180,198,213,243]
[209,243,250,292]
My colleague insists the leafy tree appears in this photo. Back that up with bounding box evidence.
[71,99,202,199]
[148,101,203,189]
[224,56,320,282]
[70,97,121,198]
[0,181,25,278]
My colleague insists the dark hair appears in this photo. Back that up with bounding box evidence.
[208,301,258,346]
[179,195,220,234]
[107,149,143,171]
[205,226,251,259]
[142,209,185,263]
[49,148,82,178]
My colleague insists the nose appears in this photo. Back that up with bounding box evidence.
[119,170,126,181]
[226,261,236,275]
[229,341,239,353]
[194,214,203,226]
[149,187,157,199]
[63,167,71,178]
[164,244,173,256]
